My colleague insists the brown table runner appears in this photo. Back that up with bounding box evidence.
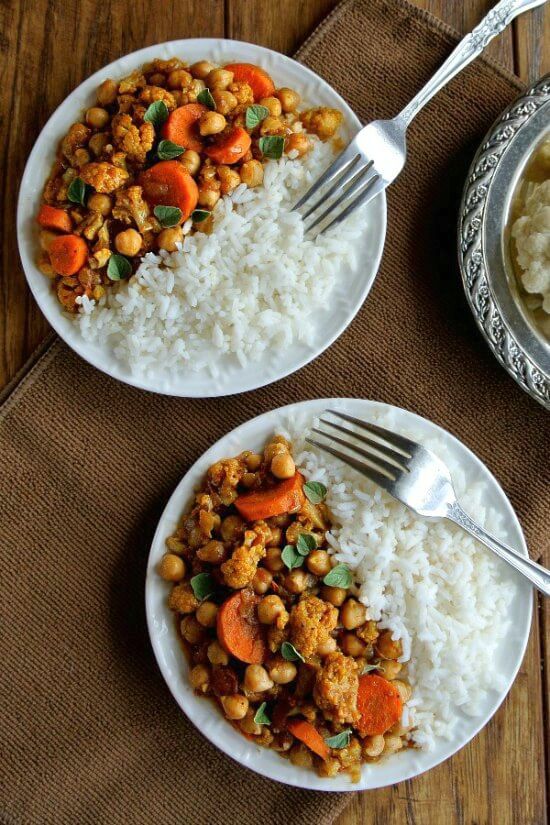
[2,1,549,823]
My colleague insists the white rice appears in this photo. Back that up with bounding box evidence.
[75,138,364,377]
[282,409,518,751]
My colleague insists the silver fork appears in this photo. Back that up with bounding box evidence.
[294,0,547,237]
[306,410,550,596]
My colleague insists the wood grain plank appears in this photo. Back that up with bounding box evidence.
[514,3,550,82]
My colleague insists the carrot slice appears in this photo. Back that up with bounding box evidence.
[204,127,251,166]
[356,674,403,737]
[216,590,266,664]
[224,63,275,101]
[37,205,72,233]
[161,103,207,153]
[235,472,304,521]
[139,160,198,222]
[49,234,88,276]
[287,719,329,761]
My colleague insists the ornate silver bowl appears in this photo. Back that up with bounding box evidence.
[458,74,550,409]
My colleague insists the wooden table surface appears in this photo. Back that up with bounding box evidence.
[1,1,548,823]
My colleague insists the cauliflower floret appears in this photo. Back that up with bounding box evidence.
[118,70,146,95]
[221,530,266,589]
[168,583,199,614]
[313,651,360,725]
[289,595,338,659]
[112,186,152,233]
[228,82,254,105]
[300,107,343,140]
[79,162,129,193]
[139,85,176,111]
[61,122,92,164]
[512,179,550,312]
[111,114,155,164]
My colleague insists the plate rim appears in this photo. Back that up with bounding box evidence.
[16,38,387,398]
[144,397,532,792]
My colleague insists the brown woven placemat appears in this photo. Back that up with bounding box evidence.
[2,1,549,823]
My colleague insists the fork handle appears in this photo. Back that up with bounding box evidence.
[398,0,547,125]
[447,501,550,596]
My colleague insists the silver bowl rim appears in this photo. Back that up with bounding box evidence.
[457,73,550,410]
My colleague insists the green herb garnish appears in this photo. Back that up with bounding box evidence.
[281,544,303,570]
[190,572,215,601]
[157,139,185,160]
[253,701,271,726]
[67,176,91,207]
[303,481,327,504]
[191,209,210,223]
[245,104,269,130]
[197,88,216,110]
[154,205,183,227]
[325,729,352,749]
[144,100,169,128]
[107,254,131,281]
[296,533,317,556]
[258,135,285,160]
[281,641,304,663]
[323,563,352,589]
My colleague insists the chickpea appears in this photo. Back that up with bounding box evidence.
[264,547,284,573]
[221,694,249,720]
[276,87,300,112]
[220,515,244,543]
[149,72,166,87]
[87,193,112,216]
[167,69,193,89]
[74,148,91,167]
[260,115,285,136]
[264,441,287,462]
[207,640,229,666]
[266,526,282,548]
[158,553,186,581]
[190,60,217,80]
[88,132,110,157]
[39,230,57,252]
[115,228,142,257]
[271,452,295,480]
[97,78,118,106]
[180,615,206,645]
[244,664,273,693]
[239,710,262,736]
[257,594,285,624]
[157,226,183,252]
[376,630,403,660]
[212,89,238,115]
[245,452,262,471]
[240,159,264,188]
[306,549,331,577]
[268,659,297,685]
[284,569,308,594]
[321,585,347,607]
[289,743,313,768]
[362,734,385,758]
[198,187,220,209]
[166,536,186,554]
[259,96,282,117]
[197,539,226,565]
[340,598,367,631]
[241,472,256,488]
[252,567,273,595]
[180,149,201,176]
[317,636,338,656]
[38,257,57,278]
[217,165,241,195]
[189,663,210,693]
[206,68,234,91]
[85,107,110,129]
[383,734,403,756]
[392,679,412,703]
[341,632,367,658]
[196,601,218,628]
[376,659,402,680]
[286,133,311,157]
[199,111,227,136]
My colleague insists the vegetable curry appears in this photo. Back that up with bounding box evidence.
[160,434,413,781]
[36,57,343,312]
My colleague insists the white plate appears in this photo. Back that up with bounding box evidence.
[145,398,532,791]
[17,40,386,397]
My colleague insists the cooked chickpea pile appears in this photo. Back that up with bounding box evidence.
[160,434,413,781]
[36,56,344,312]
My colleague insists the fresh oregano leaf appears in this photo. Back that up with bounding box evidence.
[296,533,317,556]
[157,139,185,160]
[303,481,327,504]
[325,729,352,749]
[281,544,303,570]
[107,254,131,281]
[245,104,269,130]
[154,205,183,227]
[253,701,271,726]
[191,209,210,223]
[67,176,91,206]
[258,135,284,160]
[143,100,169,129]
[197,88,215,110]
[323,563,352,589]
[190,572,215,601]
[281,641,304,662]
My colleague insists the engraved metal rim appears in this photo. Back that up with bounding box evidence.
[458,73,550,410]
